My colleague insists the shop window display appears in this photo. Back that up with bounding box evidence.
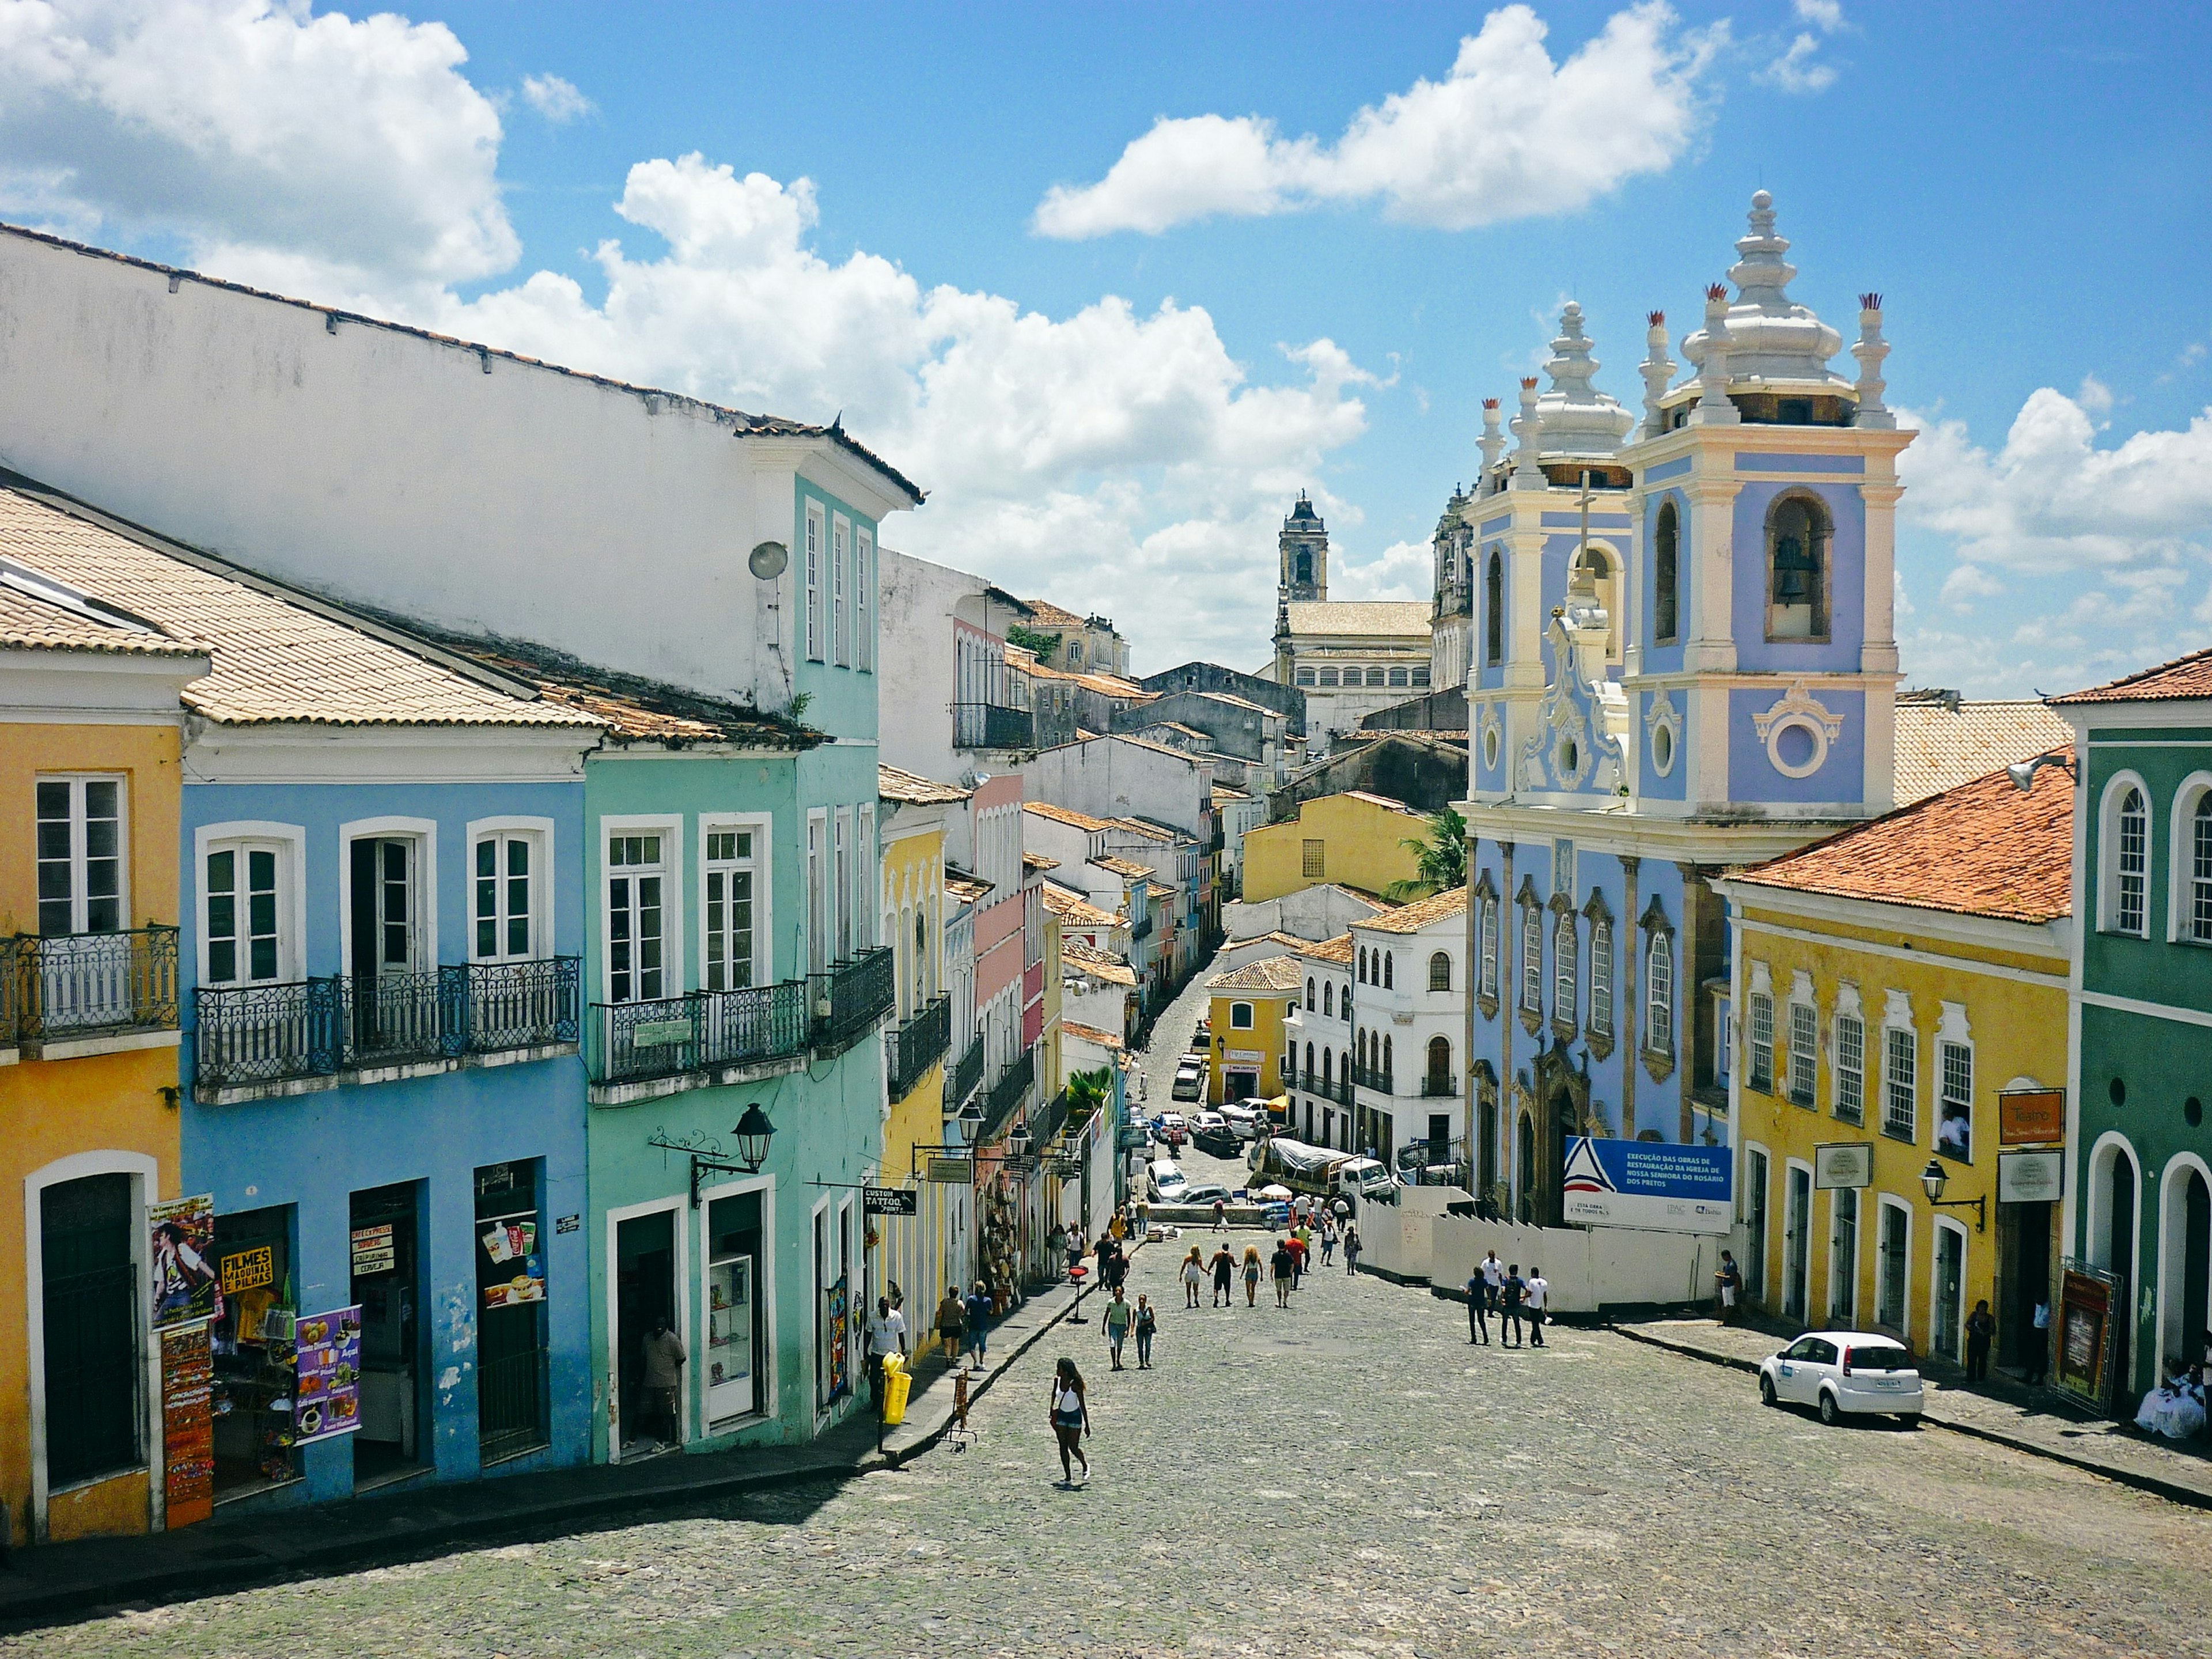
[706,1191,764,1423]
[475,1161,548,1464]
[210,1205,301,1498]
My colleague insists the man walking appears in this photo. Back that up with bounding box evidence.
[1715,1249,1741,1324]
[1270,1237,1296,1308]
[1210,1243,1236,1308]
[1499,1264,1526,1348]
[1463,1268,1490,1344]
[1213,1195,1228,1232]
[964,1279,993,1369]
[640,1315,686,1452]
[866,1294,908,1411]
[1480,1249,1504,1325]
[1525,1266,1549,1347]
[1286,1230,1308,1289]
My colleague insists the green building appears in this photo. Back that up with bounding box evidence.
[2054,650,2212,1409]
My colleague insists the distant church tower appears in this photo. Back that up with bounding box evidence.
[1279,491,1328,600]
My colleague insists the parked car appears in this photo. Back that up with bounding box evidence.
[1157,1111,1189,1132]
[1171,1067,1203,1103]
[1191,1126,1241,1158]
[1758,1332,1924,1426]
[1218,1101,1263,1141]
[1147,1160,1189,1202]
[1191,1110,1228,1132]
[1179,1183,1233,1209]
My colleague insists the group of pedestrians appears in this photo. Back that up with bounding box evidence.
[1463,1249,1548,1348]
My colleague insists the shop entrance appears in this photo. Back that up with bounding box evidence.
[1744,1149,1770,1303]
[350,1181,425,1484]
[1225,1070,1257,1102]
[39,1173,142,1490]
[615,1209,676,1457]
[2003,1200,2052,1369]
[1782,1165,1812,1323]
[210,1205,298,1500]
[474,1161,548,1466]
[1932,1224,1965,1361]
[706,1192,764,1425]
[2103,1152,2136,1395]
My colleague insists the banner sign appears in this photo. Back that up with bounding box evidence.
[1998,1150,2066,1205]
[1561,1137,1732,1234]
[293,1305,363,1443]
[219,1244,274,1295]
[1998,1089,2066,1147]
[350,1224,396,1277]
[863,1185,918,1217]
[1813,1143,1873,1190]
[926,1157,975,1184]
[150,1194,219,1331]
[160,1323,214,1528]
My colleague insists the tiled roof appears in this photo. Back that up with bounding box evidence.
[1111,817,1177,843]
[1141,721,1211,743]
[0,559,203,658]
[1206,955,1306,992]
[1017,597,1090,631]
[1104,731,1200,762]
[1303,932,1357,963]
[0,486,600,730]
[1197,690,1274,716]
[1062,940,1137,986]
[0,222,923,505]
[1024,800,1116,832]
[1060,1020,1127,1050]
[945,867,995,903]
[1092,855,1154,880]
[1893,696,2072,804]
[1730,753,2074,925]
[1146,881,1179,900]
[880,764,972,805]
[1210,783,1250,801]
[1282,600,1433,639]
[1239,930,1354,962]
[1338,789,1423,815]
[2047,647,2212,706]
[1357,887,1470,934]
[1041,884,1122,927]
[1023,850,1060,872]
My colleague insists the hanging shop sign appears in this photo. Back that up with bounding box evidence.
[220,1243,275,1295]
[632,1018,692,1048]
[350,1224,396,1277]
[863,1186,918,1217]
[1813,1143,1873,1190]
[150,1193,219,1331]
[1998,1149,2066,1205]
[160,1322,214,1528]
[293,1305,363,1443]
[926,1157,975,1184]
[1997,1088,2066,1147]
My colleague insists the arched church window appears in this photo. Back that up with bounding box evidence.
[1485,550,1505,665]
[1654,500,1680,645]
[1296,549,1313,585]
[1765,493,1832,642]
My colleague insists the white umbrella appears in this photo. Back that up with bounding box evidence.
[1256,1184,1293,1200]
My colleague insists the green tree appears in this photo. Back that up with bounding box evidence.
[1065,1065,1112,1122]
[1384,805,1468,903]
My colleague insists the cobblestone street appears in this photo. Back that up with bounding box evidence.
[21,1226,2212,1659]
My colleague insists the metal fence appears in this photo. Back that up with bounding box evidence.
[345,971,446,1067]
[886,995,950,1100]
[949,1031,986,1108]
[0,935,20,1048]
[978,1046,1036,1145]
[449,957,581,1054]
[953,701,1035,750]
[195,978,344,1089]
[588,977,815,1085]
[1352,1062,1395,1094]
[813,948,895,1049]
[20,926,179,1040]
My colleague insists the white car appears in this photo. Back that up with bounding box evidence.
[1218,1101,1263,1140]
[1147,1160,1189,1202]
[1170,1067,1203,1103]
[1758,1331,1925,1426]
[1191,1110,1228,1134]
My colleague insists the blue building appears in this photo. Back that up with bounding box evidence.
[1440,194,1914,1237]
[25,484,607,1511]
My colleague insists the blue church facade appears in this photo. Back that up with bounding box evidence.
[1441,194,1915,1225]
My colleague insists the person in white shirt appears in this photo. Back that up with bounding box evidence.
[866,1296,907,1411]
[1480,1251,1505,1323]
[1524,1268,1550,1347]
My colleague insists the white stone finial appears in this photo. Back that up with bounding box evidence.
[1853,291,1895,430]
[1639,310,1675,440]
[1510,377,1544,488]
[1532,302,1635,460]
[1477,397,1506,496]
[1691,285,1739,425]
[1681,190,1847,393]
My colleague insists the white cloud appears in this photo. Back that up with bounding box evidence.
[1756,33,1836,93]
[1333,539,1433,603]
[427,156,1372,668]
[0,1,514,301]
[520,73,593,124]
[1034,3,1720,238]
[1898,387,2212,693]
[2074,372,2114,416]
[1793,0,1844,31]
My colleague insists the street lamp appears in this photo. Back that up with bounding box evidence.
[733,1103,777,1171]
[1919,1157,1986,1232]
[2006,751,2075,793]
[1008,1119,1033,1161]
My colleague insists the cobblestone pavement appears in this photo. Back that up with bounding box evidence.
[24,1228,2212,1659]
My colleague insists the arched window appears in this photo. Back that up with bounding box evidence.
[2115,785,2148,935]
[1425,1035,1452,1097]
[1554,911,1578,1027]
[1485,550,1505,665]
[1323,980,1334,1017]
[1765,493,1832,641]
[1358,1029,1368,1069]
[1357,947,1367,984]
[1306,975,1316,1012]
[1382,952,1394,988]
[1520,902,1543,1014]
[1590,915,1614,1039]
[1429,950,1452,991]
[2192,793,2212,942]
[1381,1034,1393,1085]
[1479,897,1499,1000]
[1584,546,1622,662]
[1322,1048,1333,1086]
[1295,548,1313,585]
[914,910,928,1009]
[1304,1041,1315,1084]
[1654,499,1680,645]
[1646,931,1674,1056]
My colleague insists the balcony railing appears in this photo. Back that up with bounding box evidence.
[949,1031,986,1108]
[1129,912,1153,942]
[978,1046,1037,1145]
[887,995,951,1100]
[1353,1062,1395,1094]
[0,936,20,1048]
[813,947,895,1049]
[953,701,1035,751]
[194,955,582,1093]
[1031,1086,1071,1151]
[589,978,812,1086]
[18,927,179,1042]
[1420,1074,1460,1098]
[1298,1069,1353,1106]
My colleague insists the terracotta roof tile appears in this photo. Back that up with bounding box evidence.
[1017,597,1089,631]
[1023,850,1061,872]
[1023,800,1116,832]
[879,764,972,804]
[1730,753,2074,924]
[1357,887,1470,934]
[2048,648,2212,706]
[1060,1020,1127,1050]
[1893,696,2072,804]
[0,562,203,658]
[1303,932,1357,963]
[1282,600,1433,638]
[1111,817,1177,843]
[1062,941,1137,986]
[945,867,995,903]
[1206,955,1306,992]
[1040,884,1122,927]
[1092,855,1154,880]
[1146,881,1179,900]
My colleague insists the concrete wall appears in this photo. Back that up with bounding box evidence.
[1018,736,1213,839]
[1431,1217,1745,1315]
[1243,794,1425,903]
[1351,1186,1460,1282]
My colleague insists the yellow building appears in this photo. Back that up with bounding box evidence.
[1714,760,2073,1372]
[1205,956,1303,1105]
[876,766,969,1317]
[0,565,206,1544]
[1240,790,1423,903]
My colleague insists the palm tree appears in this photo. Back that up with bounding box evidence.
[1384,806,1468,903]
[1065,1065,1112,1123]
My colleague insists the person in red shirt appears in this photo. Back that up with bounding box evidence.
[1284,1232,1308,1288]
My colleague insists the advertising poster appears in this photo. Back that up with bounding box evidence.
[2056,1266,2117,1409]
[826,1274,849,1401]
[350,1224,396,1277]
[160,1322,214,1528]
[1561,1137,1733,1234]
[150,1194,219,1331]
[293,1304,363,1443]
[480,1215,545,1308]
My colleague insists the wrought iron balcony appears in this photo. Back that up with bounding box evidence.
[1030,1085,1071,1150]
[887,994,951,1100]
[1353,1062,1395,1094]
[195,977,343,1089]
[589,978,812,1086]
[344,971,447,1068]
[949,1031,986,1108]
[703,979,811,1070]
[812,946,895,1049]
[1129,912,1153,942]
[444,957,581,1054]
[953,700,1035,751]
[1420,1074,1460,1098]
[20,926,179,1044]
[0,935,20,1048]
[978,1046,1036,1145]
[1298,1069,1353,1105]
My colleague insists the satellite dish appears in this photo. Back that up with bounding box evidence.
[748,540,790,580]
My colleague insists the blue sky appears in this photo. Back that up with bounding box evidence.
[3,1,2208,691]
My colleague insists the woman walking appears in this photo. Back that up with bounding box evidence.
[1102,1286,1134,1370]
[1319,1217,1339,1268]
[1343,1224,1362,1276]
[1242,1244,1263,1307]
[1048,1357,1090,1485]
[1134,1294,1157,1369]
[1181,1245,1205,1308]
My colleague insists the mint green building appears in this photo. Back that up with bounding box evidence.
[2055,650,2212,1409]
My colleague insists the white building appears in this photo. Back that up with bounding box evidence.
[1344,889,1470,1175]
[878,550,1037,782]
[1281,934,1355,1152]
[1267,494,1433,747]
